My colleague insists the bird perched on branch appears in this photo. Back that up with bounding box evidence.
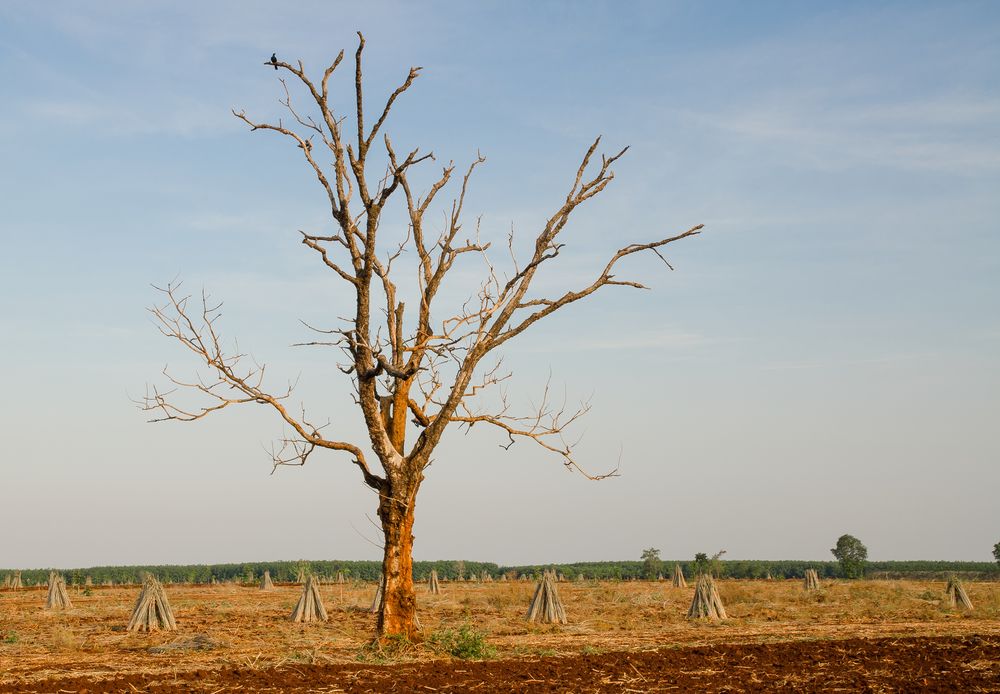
[270,53,278,70]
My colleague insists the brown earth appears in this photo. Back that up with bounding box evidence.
[1,634,997,692]
[2,579,999,692]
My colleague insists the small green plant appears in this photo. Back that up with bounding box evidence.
[83,587,93,597]
[428,623,496,660]
[3,631,18,644]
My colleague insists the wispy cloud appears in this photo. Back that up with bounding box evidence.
[761,351,938,371]
[24,97,231,137]
[514,328,722,354]
[686,93,1000,174]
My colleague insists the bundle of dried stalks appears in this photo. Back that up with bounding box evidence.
[672,563,687,588]
[296,567,306,583]
[260,570,274,591]
[337,571,345,584]
[946,578,974,610]
[127,574,177,632]
[370,576,384,613]
[526,571,567,624]
[687,574,727,620]
[803,569,820,591]
[9,571,22,590]
[84,576,93,587]
[577,573,585,583]
[1,574,9,589]
[45,572,72,610]
[290,575,328,622]
[428,569,441,595]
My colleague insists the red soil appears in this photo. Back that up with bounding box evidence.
[2,634,997,693]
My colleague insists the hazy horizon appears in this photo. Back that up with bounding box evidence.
[2,1,998,570]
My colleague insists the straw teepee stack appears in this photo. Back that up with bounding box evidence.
[803,569,820,591]
[428,568,441,595]
[672,563,687,588]
[2,573,10,589]
[526,571,567,624]
[10,571,22,590]
[290,575,328,622]
[45,572,72,610]
[370,576,384,613]
[84,576,93,587]
[127,574,177,632]
[576,573,585,583]
[260,570,275,591]
[337,571,345,584]
[296,566,306,584]
[687,574,727,620]
[946,578,974,610]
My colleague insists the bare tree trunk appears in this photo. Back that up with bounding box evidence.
[376,473,421,638]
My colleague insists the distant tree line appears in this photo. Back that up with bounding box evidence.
[2,559,996,586]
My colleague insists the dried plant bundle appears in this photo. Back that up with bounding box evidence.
[45,572,72,610]
[526,571,567,624]
[370,576,384,613]
[672,564,687,588]
[946,578,974,610]
[290,574,328,622]
[687,574,727,620]
[127,574,177,632]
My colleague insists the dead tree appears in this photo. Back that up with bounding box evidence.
[141,34,703,639]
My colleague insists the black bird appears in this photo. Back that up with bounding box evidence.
[270,53,278,70]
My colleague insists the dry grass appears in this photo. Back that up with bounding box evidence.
[0,578,998,685]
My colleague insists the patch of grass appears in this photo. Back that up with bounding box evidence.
[49,628,80,652]
[3,630,18,644]
[427,622,496,660]
[356,633,415,663]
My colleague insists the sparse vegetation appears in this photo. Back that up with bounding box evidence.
[428,623,496,660]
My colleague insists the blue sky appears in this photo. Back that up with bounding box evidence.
[1,1,998,569]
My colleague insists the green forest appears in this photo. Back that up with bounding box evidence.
[2,559,996,587]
